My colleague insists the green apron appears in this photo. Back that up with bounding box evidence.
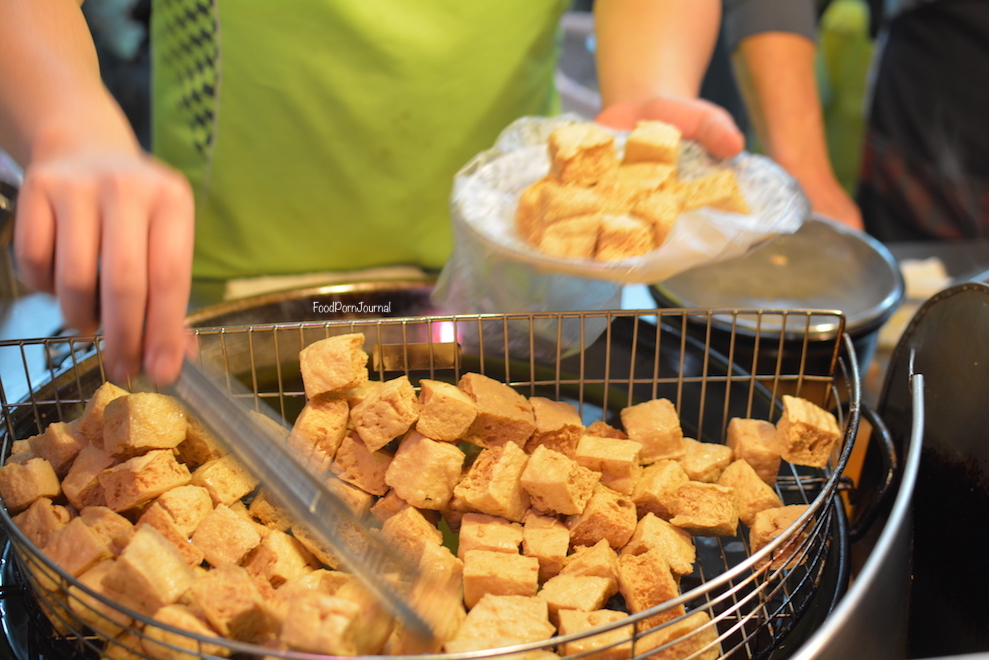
[151,0,568,281]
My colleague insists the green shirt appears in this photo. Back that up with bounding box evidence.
[151,0,568,281]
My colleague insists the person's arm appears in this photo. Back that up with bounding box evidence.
[731,30,864,229]
[593,0,745,159]
[0,0,194,385]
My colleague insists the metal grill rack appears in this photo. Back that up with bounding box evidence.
[0,308,860,660]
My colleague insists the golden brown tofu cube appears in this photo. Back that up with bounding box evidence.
[458,373,536,449]
[520,445,599,516]
[176,415,228,468]
[28,421,87,476]
[153,484,214,537]
[141,603,228,660]
[247,489,293,532]
[285,394,349,475]
[279,591,363,655]
[521,510,570,583]
[567,484,637,550]
[190,454,259,506]
[776,395,842,468]
[558,609,633,660]
[637,610,721,660]
[451,594,555,645]
[299,332,369,398]
[574,434,643,495]
[454,442,531,523]
[102,393,188,458]
[458,512,523,559]
[585,419,628,439]
[620,398,685,463]
[621,513,696,576]
[385,430,465,510]
[330,433,392,496]
[524,397,585,457]
[542,178,610,222]
[677,437,734,483]
[632,188,684,247]
[61,444,115,510]
[244,529,319,589]
[324,475,375,518]
[101,525,195,617]
[75,381,129,447]
[11,497,72,549]
[560,538,620,592]
[632,458,690,520]
[351,375,419,452]
[0,457,61,513]
[4,439,33,465]
[617,547,685,630]
[537,213,601,259]
[515,176,554,244]
[726,417,781,485]
[679,168,750,214]
[595,214,655,262]
[69,560,134,638]
[623,120,682,165]
[597,162,675,200]
[462,549,540,609]
[380,505,444,564]
[98,449,192,513]
[416,379,478,441]
[43,516,116,577]
[749,504,809,569]
[718,459,783,527]
[188,564,278,643]
[192,504,262,567]
[538,574,615,625]
[548,122,619,186]
[669,482,739,536]
[137,503,205,566]
[78,506,134,555]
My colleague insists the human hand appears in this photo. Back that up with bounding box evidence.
[13,148,195,386]
[596,95,746,160]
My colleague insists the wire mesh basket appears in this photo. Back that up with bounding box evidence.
[0,308,860,660]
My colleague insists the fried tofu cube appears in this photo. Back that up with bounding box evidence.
[776,395,842,468]
[595,214,655,262]
[416,379,478,441]
[542,179,610,222]
[521,511,570,583]
[574,434,643,495]
[680,169,750,214]
[61,444,115,510]
[102,393,188,458]
[558,609,633,660]
[520,445,599,516]
[637,610,721,660]
[291,519,364,570]
[418,541,465,600]
[141,604,228,660]
[380,505,444,564]
[176,415,228,468]
[749,504,809,569]
[69,560,134,638]
[458,513,523,559]
[28,421,87,476]
[324,476,375,518]
[280,592,363,655]
[285,394,349,475]
[632,188,684,246]
[677,437,733,483]
[190,454,258,506]
[451,594,555,645]
[718,459,783,527]
[537,213,601,259]
[188,564,278,643]
[621,513,696,576]
[79,506,135,554]
[462,550,540,609]
[192,504,262,567]
[597,162,675,200]
[454,442,531,523]
[617,548,684,630]
[137,503,205,566]
[567,484,637,550]
[102,525,195,617]
[244,529,319,589]
[548,122,619,186]
[299,333,369,398]
[247,489,293,532]
[458,373,536,449]
[11,497,72,549]
[153,485,214,537]
[0,457,61,513]
[623,120,681,165]
[726,418,781,486]
[632,459,690,520]
[620,398,685,463]
[585,419,627,439]
[516,176,554,243]
[99,449,192,513]
[560,538,620,589]
[330,433,392,496]
[538,574,615,625]
[75,381,129,447]
[669,482,738,536]
[342,380,384,409]
[524,397,585,457]
[385,430,465,510]
[4,439,33,465]
[351,375,419,452]
[43,516,116,576]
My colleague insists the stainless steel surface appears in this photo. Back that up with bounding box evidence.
[0,308,860,659]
